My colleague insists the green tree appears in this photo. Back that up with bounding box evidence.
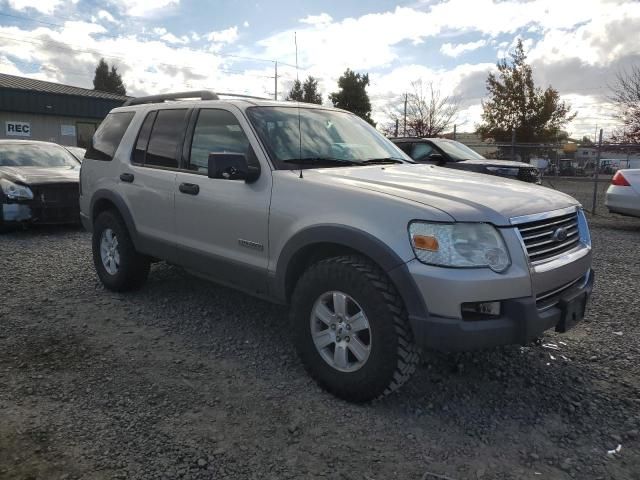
[286,79,304,102]
[477,40,575,146]
[286,76,323,104]
[93,58,126,95]
[329,69,375,126]
[302,76,322,104]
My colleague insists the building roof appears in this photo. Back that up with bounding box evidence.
[0,72,128,101]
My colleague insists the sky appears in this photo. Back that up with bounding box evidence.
[0,0,638,138]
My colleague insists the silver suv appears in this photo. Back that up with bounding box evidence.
[80,91,594,402]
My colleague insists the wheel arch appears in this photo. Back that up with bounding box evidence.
[90,189,140,249]
[273,225,428,321]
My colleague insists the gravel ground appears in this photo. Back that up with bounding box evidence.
[1,212,640,479]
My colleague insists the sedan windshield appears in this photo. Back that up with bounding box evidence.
[0,143,79,168]
[431,139,486,161]
[246,106,411,169]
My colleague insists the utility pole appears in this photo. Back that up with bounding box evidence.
[274,61,278,101]
[453,124,457,141]
[511,127,516,161]
[403,93,407,136]
[394,119,399,137]
[591,128,603,214]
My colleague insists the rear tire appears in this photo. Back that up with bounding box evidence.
[290,255,420,402]
[92,210,150,292]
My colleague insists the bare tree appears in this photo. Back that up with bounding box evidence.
[383,80,459,137]
[610,65,640,143]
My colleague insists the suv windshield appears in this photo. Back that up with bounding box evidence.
[246,106,410,168]
[0,143,79,168]
[430,139,486,161]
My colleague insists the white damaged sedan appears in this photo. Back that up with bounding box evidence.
[605,169,640,218]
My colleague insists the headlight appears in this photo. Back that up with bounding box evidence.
[577,208,591,248]
[0,179,34,200]
[409,222,511,272]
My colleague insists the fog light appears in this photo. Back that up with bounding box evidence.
[461,301,501,320]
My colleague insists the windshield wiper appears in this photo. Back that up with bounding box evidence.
[361,157,407,165]
[282,157,359,166]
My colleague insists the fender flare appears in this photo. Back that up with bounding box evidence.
[273,224,428,320]
[89,189,141,249]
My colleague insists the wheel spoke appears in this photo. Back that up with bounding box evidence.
[348,336,369,362]
[348,312,368,332]
[105,229,114,243]
[112,236,119,249]
[314,303,335,326]
[332,292,347,317]
[334,344,348,369]
[313,330,334,349]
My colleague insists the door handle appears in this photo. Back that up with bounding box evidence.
[120,173,134,183]
[179,183,200,195]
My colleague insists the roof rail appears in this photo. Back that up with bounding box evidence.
[216,92,271,101]
[123,90,219,106]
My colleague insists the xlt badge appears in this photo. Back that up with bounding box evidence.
[238,239,264,251]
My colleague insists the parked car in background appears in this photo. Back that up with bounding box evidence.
[80,91,593,402]
[0,140,81,231]
[605,169,640,218]
[391,137,541,184]
[64,146,86,162]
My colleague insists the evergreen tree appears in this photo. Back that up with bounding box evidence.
[286,79,304,102]
[329,69,375,126]
[302,76,322,104]
[477,39,574,144]
[93,58,126,95]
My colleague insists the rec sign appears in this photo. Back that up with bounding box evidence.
[6,121,31,137]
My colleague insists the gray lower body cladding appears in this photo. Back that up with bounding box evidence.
[408,269,594,351]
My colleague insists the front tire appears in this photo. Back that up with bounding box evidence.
[290,255,420,402]
[92,210,150,292]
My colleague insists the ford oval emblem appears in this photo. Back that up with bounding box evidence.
[553,227,568,242]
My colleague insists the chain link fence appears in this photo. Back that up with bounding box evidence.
[459,140,640,216]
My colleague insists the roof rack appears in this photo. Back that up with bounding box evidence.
[123,90,271,107]
[123,90,219,106]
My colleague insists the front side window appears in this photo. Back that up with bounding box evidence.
[188,109,252,174]
[246,106,410,169]
[145,109,188,169]
[85,112,134,161]
[411,143,433,161]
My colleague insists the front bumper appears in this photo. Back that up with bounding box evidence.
[408,269,594,352]
[1,183,80,225]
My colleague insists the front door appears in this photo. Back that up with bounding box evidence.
[174,107,272,296]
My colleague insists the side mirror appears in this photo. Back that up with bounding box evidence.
[207,153,260,183]
[428,153,446,165]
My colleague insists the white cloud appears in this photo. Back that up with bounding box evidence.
[153,27,167,36]
[206,26,239,44]
[97,10,117,24]
[111,0,180,17]
[7,0,63,14]
[243,21,250,28]
[161,32,189,45]
[440,40,487,58]
[300,13,333,25]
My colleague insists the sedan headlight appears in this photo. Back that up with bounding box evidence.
[0,178,34,200]
[409,222,511,272]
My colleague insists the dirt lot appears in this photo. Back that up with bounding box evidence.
[1,196,639,479]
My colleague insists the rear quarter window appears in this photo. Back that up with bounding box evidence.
[85,111,135,161]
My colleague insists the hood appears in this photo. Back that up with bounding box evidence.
[456,159,537,168]
[0,166,80,185]
[307,164,578,226]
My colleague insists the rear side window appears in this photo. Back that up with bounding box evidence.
[85,112,135,161]
[412,143,433,161]
[144,109,188,169]
[132,111,157,164]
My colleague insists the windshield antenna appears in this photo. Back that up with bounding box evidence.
[295,31,303,179]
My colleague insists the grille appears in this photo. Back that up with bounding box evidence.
[517,167,540,183]
[29,183,79,224]
[516,211,580,263]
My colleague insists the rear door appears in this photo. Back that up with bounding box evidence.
[174,107,272,296]
[124,108,189,259]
